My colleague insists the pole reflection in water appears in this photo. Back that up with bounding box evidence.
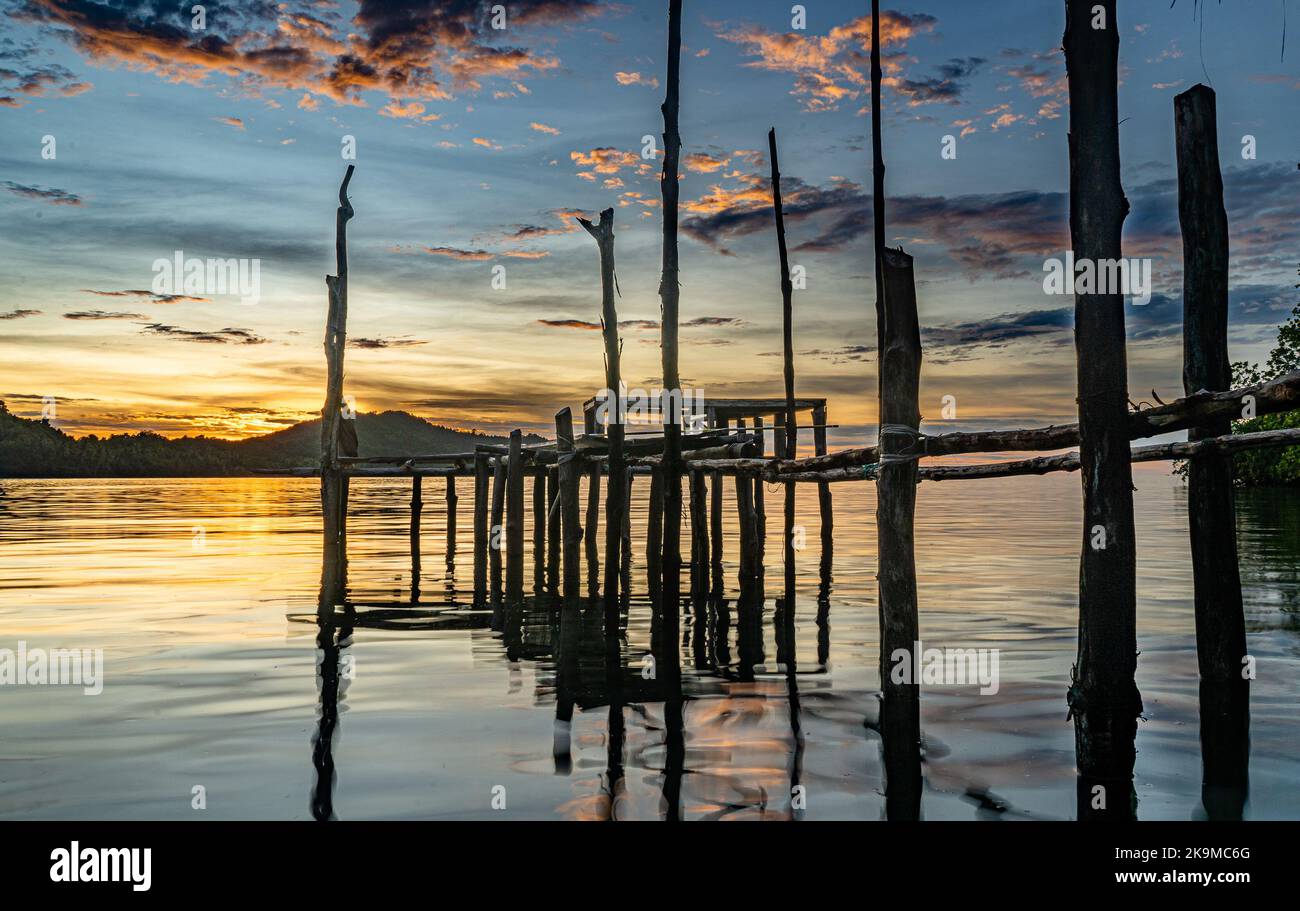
[312,611,353,822]
[1198,678,1250,821]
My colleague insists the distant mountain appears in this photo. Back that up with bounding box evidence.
[0,402,545,477]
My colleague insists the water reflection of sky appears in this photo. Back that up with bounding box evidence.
[0,470,1296,820]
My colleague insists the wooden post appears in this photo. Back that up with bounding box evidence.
[770,127,799,615]
[577,207,624,624]
[870,0,886,392]
[735,475,758,593]
[473,452,489,606]
[444,475,458,569]
[1175,83,1247,682]
[1064,0,1142,789]
[532,467,546,596]
[585,463,601,600]
[813,404,833,585]
[647,465,664,595]
[556,408,582,608]
[505,429,524,605]
[711,417,726,595]
[319,165,355,615]
[753,415,766,572]
[621,468,633,599]
[489,456,505,609]
[689,468,708,602]
[659,0,684,608]
[410,476,422,602]
[877,246,923,821]
[547,466,561,598]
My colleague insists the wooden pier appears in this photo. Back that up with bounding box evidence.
[278,0,1300,821]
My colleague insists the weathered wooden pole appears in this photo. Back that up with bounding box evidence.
[532,468,547,595]
[813,404,833,583]
[753,415,766,571]
[620,467,633,599]
[659,0,684,608]
[647,465,664,596]
[870,0,886,391]
[1175,83,1247,682]
[877,246,923,821]
[489,456,506,609]
[585,463,601,600]
[444,475,458,569]
[547,466,561,597]
[319,165,355,615]
[710,466,724,594]
[689,468,708,601]
[1063,0,1142,795]
[505,429,525,605]
[473,452,489,605]
[556,408,582,608]
[770,127,798,614]
[578,207,624,624]
[410,476,422,602]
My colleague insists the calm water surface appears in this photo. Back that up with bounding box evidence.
[1,469,1297,820]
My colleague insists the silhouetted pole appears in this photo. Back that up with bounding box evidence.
[409,476,422,602]
[870,0,886,392]
[1175,83,1247,682]
[489,456,506,610]
[689,469,708,602]
[473,452,489,605]
[532,467,547,595]
[813,404,833,584]
[585,463,601,600]
[647,465,665,599]
[659,0,684,608]
[1063,0,1142,792]
[320,165,355,615]
[506,429,524,604]
[578,207,624,624]
[877,247,923,821]
[770,127,798,614]
[556,408,582,608]
[547,466,561,598]
[444,475,458,569]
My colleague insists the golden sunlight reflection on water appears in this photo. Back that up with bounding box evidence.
[0,470,1296,820]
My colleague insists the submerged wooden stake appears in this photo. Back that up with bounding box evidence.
[813,404,833,583]
[556,408,582,608]
[319,165,355,614]
[473,452,489,605]
[1175,83,1247,682]
[489,456,505,609]
[659,0,684,608]
[877,246,923,822]
[506,429,524,605]
[578,207,624,623]
[444,475,458,568]
[689,468,708,602]
[769,129,799,612]
[547,466,561,598]
[532,466,547,595]
[1064,0,1141,785]
[586,463,601,600]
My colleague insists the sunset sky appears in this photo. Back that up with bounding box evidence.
[0,0,1296,447]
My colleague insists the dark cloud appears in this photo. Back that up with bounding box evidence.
[82,289,211,304]
[347,336,428,349]
[1,180,82,205]
[63,310,147,320]
[0,308,42,319]
[893,56,986,106]
[140,323,269,345]
[11,0,600,106]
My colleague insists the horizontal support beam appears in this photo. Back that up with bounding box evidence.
[773,369,1300,474]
